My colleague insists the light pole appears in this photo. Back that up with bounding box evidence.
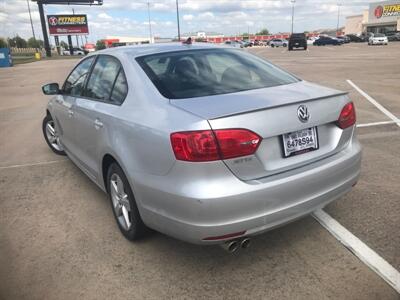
[336,3,342,36]
[291,0,296,35]
[176,0,181,41]
[147,1,153,43]
[26,0,37,44]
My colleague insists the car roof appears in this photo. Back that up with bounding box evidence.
[91,42,231,58]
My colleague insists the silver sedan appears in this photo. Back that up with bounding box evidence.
[42,43,361,251]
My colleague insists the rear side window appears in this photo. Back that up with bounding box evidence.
[63,56,95,96]
[110,71,128,105]
[84,55,128,104]
[135,48,298,99]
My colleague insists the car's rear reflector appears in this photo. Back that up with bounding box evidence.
[170,129,261,162]
[202,231,246,241]
[337,102,356,129]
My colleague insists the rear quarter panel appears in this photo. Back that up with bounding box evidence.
[96,52,210,190]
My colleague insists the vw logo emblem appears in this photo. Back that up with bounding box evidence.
[297,105,310,123]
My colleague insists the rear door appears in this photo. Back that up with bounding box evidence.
[53,56,95,154]
[73,54,128,180]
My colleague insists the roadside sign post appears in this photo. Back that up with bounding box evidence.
[67,35,73,55]
[32,0,103,58]
[54,35,60,55]
[37,1,51,57]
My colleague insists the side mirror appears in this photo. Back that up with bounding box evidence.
[42,83,60,95]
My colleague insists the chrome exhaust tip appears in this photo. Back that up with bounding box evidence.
[220,240,240,253]
[240,238,251,249]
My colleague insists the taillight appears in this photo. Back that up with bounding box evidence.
[170,129,261,162]
[337,102,356,129]
[214,129,261,159]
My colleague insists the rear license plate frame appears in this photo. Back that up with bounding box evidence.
[281,127,319,158]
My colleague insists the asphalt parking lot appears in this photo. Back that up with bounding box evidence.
[0,43,399,299]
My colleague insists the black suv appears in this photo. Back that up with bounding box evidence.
[288,33,307,50]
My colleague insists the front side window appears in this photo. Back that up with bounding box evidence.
[84,55,127,104]
[135,48,298,99]
[63,56,95,96]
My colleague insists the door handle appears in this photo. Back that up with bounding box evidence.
[68,109,74,117]
[94,119,103,129]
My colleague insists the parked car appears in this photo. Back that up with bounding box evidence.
[288,33,307,50]
[336,36,350,43]
[359,32,374,42]
[269,39,288,48]
[368,33,388,45]
[386,31,400,41]
[241,40,252,47]
[62,47,86,56]
[307,36,319,45]
[346,34,364,43]
[224,40,243,48]
[41,44,361,251]
[313,36,342,46]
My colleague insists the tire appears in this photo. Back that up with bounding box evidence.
[288,47,292,51]
[107,162,147,241]
[283,43,287,47]
[271,44,275,48]
[304,46,307,50]
[42,114,66,156]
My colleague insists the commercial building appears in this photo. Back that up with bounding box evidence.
[103,36,154,47]
[179,31,224,40]
[345,0,400,35]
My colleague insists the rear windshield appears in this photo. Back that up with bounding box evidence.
[135,48,299,99]
[291,33,305,38]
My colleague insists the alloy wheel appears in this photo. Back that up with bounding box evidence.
[45,120,63,151]
[110,173,132,230]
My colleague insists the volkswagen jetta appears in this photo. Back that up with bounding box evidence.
[42,43,361,250]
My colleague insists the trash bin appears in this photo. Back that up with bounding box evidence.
[0,48,12,67]
[35,52,41,60]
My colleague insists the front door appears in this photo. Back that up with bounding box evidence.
[73,55,128,182]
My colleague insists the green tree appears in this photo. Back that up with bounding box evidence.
[27,37,44,48]
[7,35,27,48]
[256,28,269,35]
[7,37,15,47]
[0,37,8,48]
[96,40,106,50]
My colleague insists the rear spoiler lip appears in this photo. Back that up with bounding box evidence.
[208,91,349,120]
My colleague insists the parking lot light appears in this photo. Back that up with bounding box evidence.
[291,0,296,34]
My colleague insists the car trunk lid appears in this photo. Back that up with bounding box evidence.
[170,81,352,181]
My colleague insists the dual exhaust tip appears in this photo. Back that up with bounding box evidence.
[220,238,251,253]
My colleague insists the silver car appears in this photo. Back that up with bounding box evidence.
[269,39,288,48]
[42,43,361,251]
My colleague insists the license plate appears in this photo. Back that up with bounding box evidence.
[282,127,318,157]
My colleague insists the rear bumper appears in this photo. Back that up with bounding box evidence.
[133,138,362,245]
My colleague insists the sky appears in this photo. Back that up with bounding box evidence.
[1,0,378,44]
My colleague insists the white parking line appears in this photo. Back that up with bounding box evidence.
[347,79,400,127]
[326,47,334,50]
[313,209,400,293]
[357,120,399,128]
[0,159,67,170]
